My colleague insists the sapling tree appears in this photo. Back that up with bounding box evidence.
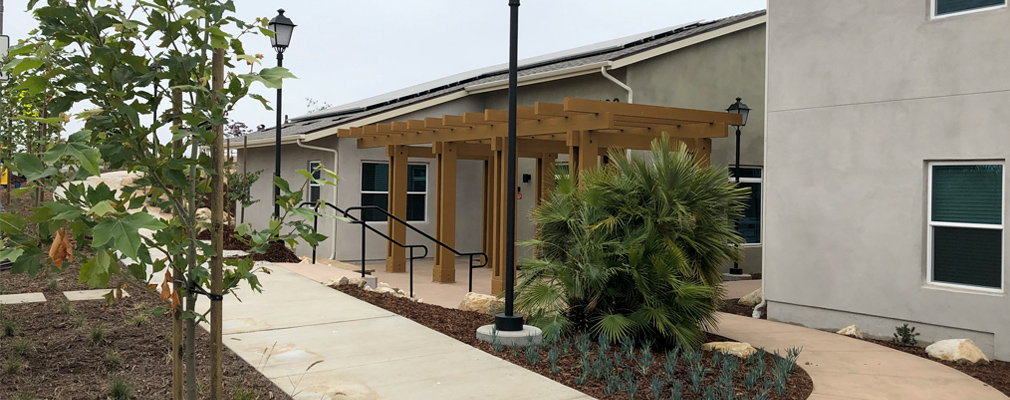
[0,1,335,399]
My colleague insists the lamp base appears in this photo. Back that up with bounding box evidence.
[728,267,744,275]
[476,323,542,347]
[494,313,525,332]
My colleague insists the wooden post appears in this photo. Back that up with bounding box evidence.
[481,159,491,269]
[386,145,407,272]
[536,153,557,205]
[578,131,599,174]
[208,48,225,400]
[433,142,458,283]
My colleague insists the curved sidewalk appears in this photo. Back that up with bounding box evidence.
[712,312,1007,400]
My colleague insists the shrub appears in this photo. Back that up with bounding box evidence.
[893,324,920,347]
[2,319,17,337]
[516,137,746,345]
[10,337,35,355]
[57,301,74,315]
[90,325,107,345]
[127,313,149,327]
[5,356,26,374]
[233,386,259,400]
[105,350,123,369]
[108,376,133,400]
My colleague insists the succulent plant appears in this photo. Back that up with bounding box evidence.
[639,349,655,375]
[490,328,503,352]
[663,351,680,380]
[548,345,560,374]
[621,335,636,358]
[669,380,684,400]
[560,339,571,356]
[744,366,761,391]
[650,376,664,399]
[510,341,521,356]
[599,333,611,353]
[688,363,706,394]
[625,376,640,400]
[525,344,540,366]
[703,386,716,400]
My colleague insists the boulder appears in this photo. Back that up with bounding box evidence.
[926,339,989,364]
[195,207,212,225]
[738,288,763,307]
[324,276,367,289]
[458,292,504,316]
[702,342,756,358]
[836,325,864,339]
[375,287,405,297]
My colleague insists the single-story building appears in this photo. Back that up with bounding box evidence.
[235,10,768,291]
[765,0,1010,360]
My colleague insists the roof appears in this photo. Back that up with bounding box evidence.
[239,9,766,145]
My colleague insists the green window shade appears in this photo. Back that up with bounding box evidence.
[406,194,425,221]
[931,165,1003,225]
[933,226,1002,288]
[936,0,1005,15]
[362,163,389,192]
[738,182,761,244]
[408,164,427,192]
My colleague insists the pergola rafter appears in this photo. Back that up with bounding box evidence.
[337,98,739,293]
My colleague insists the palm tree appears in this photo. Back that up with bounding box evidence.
[516,135,747,346]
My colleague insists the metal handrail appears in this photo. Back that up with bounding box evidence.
[343,205,489,293]
[299,201,427,297]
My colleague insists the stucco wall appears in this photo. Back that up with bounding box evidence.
[765,0,1010,359]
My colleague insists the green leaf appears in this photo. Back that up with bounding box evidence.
[92,212,166,259]
[88,200,117,217]
[116,103,141,129]
[79,250,116,287]
[45,201,84,221]
[0,213,28,235]
[15,76,48,96]
[0,247,24,263]
[238,67,297,90]
[11,249,41,276]
[12,153,57,181]
[4,57,44,75]
[44,142,103,176]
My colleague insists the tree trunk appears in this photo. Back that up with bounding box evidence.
[209,47,225,400]
[170,86,185,400]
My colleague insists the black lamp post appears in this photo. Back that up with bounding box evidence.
[495,0,524,332]
[726,97,750,276]
[269,9,295,218]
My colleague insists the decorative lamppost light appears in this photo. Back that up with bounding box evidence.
[726,97,751,276]
[268,9,295,217]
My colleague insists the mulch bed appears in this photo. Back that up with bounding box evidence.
[0,262,289,399]
[861,337,1010,396]
[720,298,767,320]
[334,285,813,400]
[196,225,301,263]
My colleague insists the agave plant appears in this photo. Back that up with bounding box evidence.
[516,136,747,345]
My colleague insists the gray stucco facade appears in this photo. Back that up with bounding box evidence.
[765,0,1010,359]
[236,18,768,288]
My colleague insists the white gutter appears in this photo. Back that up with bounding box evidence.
[600,65,635,160]
[296,139,339,260]
[464,61,613,94]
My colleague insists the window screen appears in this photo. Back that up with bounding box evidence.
[936,0,1005,15]
[361,162,426,222]
[929,163,1003,289]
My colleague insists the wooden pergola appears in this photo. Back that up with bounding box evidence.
[337,98,742,294]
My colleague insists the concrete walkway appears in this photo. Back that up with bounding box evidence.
[712,312,1008,400]
[203,263,590,400]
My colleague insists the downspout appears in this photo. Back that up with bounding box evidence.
[600,65,634,159]
[296,139,339,260]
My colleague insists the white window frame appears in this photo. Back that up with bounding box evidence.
[926,161,1005,293]
[307,160,322,203]
[932,0,1007,19]
[730,167,762,246]
[360,161,429,223]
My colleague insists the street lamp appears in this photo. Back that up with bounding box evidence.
[269,9,295,218]
[726,97,750,276]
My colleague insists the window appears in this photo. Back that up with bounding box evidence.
[928,163,1004,290]
[361,162,427,222]
[731,167,762,244]
[934,0,1005,17]
[307,161,322,203]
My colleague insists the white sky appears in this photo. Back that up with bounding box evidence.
[5,0,766,137]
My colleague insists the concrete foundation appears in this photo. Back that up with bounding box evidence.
[722,273,754,282]
[476,324,543,348]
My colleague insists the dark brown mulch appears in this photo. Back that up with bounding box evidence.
[334,285,813,400]
[196,224,301,263]
[720,298,767,320]
[0,262,289,399]
[861,337,1010,396]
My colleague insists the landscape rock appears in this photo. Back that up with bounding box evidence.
[738,288,763,307]
[836,325,864,338]
[458,292,504,316]
[375,287,406,298]
[702,342,757,358]
[325,276,367,289]
[926,339,989,364]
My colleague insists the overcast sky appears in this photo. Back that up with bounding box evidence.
[5,0,765,134]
